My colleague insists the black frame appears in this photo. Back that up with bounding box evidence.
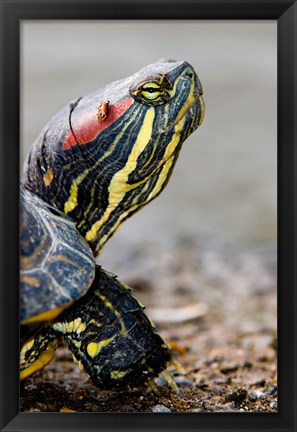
[0,1,296,431]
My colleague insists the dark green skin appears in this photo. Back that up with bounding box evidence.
[62,267,170,388]
[21,266,171,389]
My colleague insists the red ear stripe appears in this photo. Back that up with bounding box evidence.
[62,97,134,150]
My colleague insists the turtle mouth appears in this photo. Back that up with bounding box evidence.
[158,92,204,135]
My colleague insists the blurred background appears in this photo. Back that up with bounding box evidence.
[21,21,277,266]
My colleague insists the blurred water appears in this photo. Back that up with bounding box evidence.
[21,21,277,259]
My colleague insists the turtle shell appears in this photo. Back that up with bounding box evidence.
[20,186,95,322]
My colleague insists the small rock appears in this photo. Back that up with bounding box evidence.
[248,392,257,402]
[121,406,138,413]
[249,390,265,401]
[174,376,194,387]
[254,390,266,398]
[24,384,38,392]
[266,385,277,395]
[204,356,225,365]
[195,382,209,389]
[241,361,253,369]
[270,400,278,410]
[153,374,168,388]
[220,364,239,374]
[213,404,230,412]
[225,389,247,405]
[151,404,171,413]
[255,379,266,387]
[225,402,236,410]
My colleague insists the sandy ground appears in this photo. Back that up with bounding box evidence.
[20,240,277,413]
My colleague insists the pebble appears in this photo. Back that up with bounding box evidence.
[195,382,209,389]
[213,404,232,412]
[24,384,38,392]
[173,376,194,387]
[248,392,258,402]
[151,404,171,413]
[254,390,266,398]
[154,375,168,388]
[225,389,247,404]
[220,364,239,374]
[248,390,265,401]
[255,379,266,387]
[121,406,138,413]
[270,400,278,410]
[266,385,277,395]
[241,360,253,369]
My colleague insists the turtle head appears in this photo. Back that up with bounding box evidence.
[22,60,204,255]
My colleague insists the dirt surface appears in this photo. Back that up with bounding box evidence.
[20,240,277,413]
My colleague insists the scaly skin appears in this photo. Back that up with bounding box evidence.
[22,59,204,256]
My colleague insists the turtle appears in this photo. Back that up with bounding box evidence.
[20,59,205,389]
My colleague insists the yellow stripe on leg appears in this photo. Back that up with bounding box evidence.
[20,340,57,380]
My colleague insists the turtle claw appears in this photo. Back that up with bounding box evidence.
[147,379,161,396]
[170,358,187,375]
[161,371,179,393]
[147,370,179,394]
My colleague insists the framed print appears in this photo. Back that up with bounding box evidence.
[0,1,296,431]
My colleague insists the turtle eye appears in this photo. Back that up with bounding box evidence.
[141,82,166,101]
[130,76,172,106]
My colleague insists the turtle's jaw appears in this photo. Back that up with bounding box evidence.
[173,92,205,133]
[153,92,204,173]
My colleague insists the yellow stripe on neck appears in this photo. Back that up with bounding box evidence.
[64,110,139,216]
[85,107,155,242]
[94,117,185,254]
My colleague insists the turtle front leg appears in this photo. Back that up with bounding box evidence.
[51,266,171,389]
